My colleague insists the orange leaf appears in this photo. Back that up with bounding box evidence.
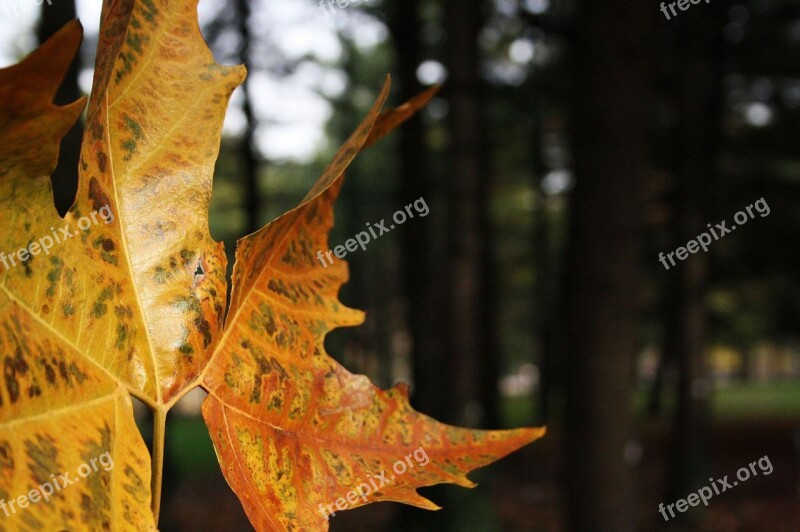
[202,79,544,531]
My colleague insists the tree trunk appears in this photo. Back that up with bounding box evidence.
[530,89,556,425]
[38,0,80,216]
[667,4,723,507]
[388,0,449,421]
[564,0,650,528]
[444,0,498,429]
[235,0,261,234]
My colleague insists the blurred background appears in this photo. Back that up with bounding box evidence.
[3,0,800,529]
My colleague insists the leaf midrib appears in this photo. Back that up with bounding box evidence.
[102,94,163,406]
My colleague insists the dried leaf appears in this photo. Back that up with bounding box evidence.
[78,0,245,404]
[202,79,544,531]
[0,22,154,530]
[0,3,544,530]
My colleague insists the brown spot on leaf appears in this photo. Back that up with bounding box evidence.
[90,122,104,140]
[88,177,111,212]
[3,347,28,404]
[194,317,211,348]
[40,358,56,385]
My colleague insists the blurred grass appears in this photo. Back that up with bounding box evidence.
[502,381,800,428]
[167,416,219,476]
[712,381,800,420]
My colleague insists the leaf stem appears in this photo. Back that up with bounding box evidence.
[151,407,167,525]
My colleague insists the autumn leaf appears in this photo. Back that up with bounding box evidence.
[0,1,545,530]
[0,22,154,531]
[0,0,243,524]
[200,79,545,531]
[79,0,244,406]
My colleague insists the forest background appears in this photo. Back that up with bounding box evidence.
[2,0,799,529]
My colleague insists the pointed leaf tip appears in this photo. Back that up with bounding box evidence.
[201,83,545,531]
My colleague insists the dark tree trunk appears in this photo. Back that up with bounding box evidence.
[388,1,449,421]
[531,90,557,425]
[667,4,724,508]
[38,0,80,216]
[532,198,550,424]
[647,346,668,417]
[444,0,498,429]
[235,0,261,233]
[390,4,462,529]
[564,0,650,528]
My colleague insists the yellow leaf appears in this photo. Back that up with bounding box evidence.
[78,0,245,404]
[0,22,154,530]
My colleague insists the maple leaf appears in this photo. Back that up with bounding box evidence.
[201,81,545,531]
[0,2,545,531]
